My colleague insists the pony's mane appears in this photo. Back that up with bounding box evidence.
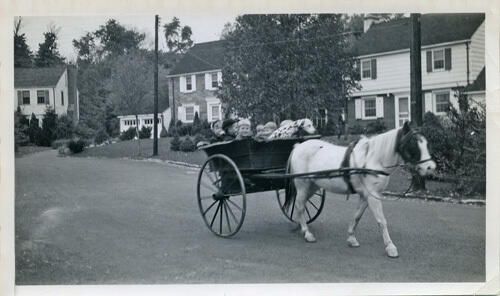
[362,127,402,166]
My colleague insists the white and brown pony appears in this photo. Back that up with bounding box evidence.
[285,121,436,258]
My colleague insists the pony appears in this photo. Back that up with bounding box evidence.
[268,118,316,139]
[285,121,436,258]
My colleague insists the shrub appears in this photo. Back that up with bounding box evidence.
[51,139,70,149]
[192,112,202,134]
[348,124,365,135]
[180,137,196,152]
[14,109,29,148]
[193,134,207,145]
[366,119,386,134]
[160,126,168,138]
[139,126,152,139]
[74,122,95,141]
[94,128,110,144]
[38,107,58,146]
[56,114,74,139]
[120,127,137,141]
[67,139,85,154]
[28,113,41,144]
[421,112,455,173]
[170,135,181,151]
[179,124,192,136]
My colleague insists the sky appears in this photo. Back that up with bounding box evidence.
[19,14,238,62]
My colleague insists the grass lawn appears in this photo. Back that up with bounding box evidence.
[15,145,52,158]
[74,136,461,198]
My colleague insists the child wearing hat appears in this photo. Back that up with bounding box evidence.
[222,118,239,141]
[208,120,225,143]
[236,119,253,140]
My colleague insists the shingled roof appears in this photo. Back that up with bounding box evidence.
[465,67,485,92]
[14,67,66,88]
[352,13,484,56]
[169,40,225,76]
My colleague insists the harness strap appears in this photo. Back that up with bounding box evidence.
[341,139,359,194]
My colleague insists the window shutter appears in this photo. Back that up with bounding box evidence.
[45,90,50,105]
[191,75,197,91]
[194,105,200,118]
[444,48,452,70]
[355,60,361,80]
[17,91,22,105]
[217,71,222,85]
[354,99,362,119]
[177,106,185,122]
[205,73,211,90]
[426,51,432,72]
[179,76,186,93]
[375,96,384,118]
[424,92,433,113]
[371,59,377,79]
[449,89,459,111]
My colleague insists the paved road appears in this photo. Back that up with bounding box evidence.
[15,150,485,284]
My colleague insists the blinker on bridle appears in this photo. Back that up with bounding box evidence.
[396,129,433,165]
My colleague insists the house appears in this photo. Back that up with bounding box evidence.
[166,40,224,124]
[348,13,485,130]
[117,108,171,138]
[14,66,80,125]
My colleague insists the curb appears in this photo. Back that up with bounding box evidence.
[384,191,486,206]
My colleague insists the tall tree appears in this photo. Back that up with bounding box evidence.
[14,17,33,67]
[110,51,154,136]
[163,17,193,53]
[34,26,65,67]
[220,14,358,123]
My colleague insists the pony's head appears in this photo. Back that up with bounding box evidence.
[396,121,436,176]
[299,118,316,134]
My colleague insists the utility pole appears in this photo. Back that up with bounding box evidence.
[410,13,423,126]
[153,14,159,156]
[410,13,425,190]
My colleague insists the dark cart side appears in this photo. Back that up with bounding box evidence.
[196,135,325,238]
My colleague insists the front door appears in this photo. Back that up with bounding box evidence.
[396,96,410,128]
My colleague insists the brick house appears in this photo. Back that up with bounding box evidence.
[348,13,485,130]
[14,65,80,125]
[167,40,224,124]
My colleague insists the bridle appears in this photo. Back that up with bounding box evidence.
[394,128,433,167]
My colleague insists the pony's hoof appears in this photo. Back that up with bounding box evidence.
[304,232,317,243]
[386,244,399,258]
[347,236,360,248]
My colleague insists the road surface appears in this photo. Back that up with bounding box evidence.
[15,150,485,284]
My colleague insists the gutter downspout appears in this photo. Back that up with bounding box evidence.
[466,41,470,86]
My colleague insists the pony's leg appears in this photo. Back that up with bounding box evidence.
[295,181,316,242]
[366,195,399,258]
[347,197,368,248]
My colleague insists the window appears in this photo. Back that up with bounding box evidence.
[313,109,328,129]
[18,90,30,105]
[433,49,444,70]
[362,60,371,79]
[144,118,154,125]
[61,91,64,105]
[360,59,377,80]
[186,76,192,91]
[364,98,376,118]
[211,73,218,88]
[37,90,49,104]
[210,104,221,121]
[185,106,195,121]
[435,92,450,113]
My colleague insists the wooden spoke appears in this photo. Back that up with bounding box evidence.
[210,202,222,228]
[226,198,243,212]
[202,200,218,216]
[223,201,232,233]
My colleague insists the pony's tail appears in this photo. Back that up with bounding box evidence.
[283,149,297,211]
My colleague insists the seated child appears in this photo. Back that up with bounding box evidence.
[236,119,253,140]
[222,118,239,141]
[209,120,225,143]
[254,121,277,141]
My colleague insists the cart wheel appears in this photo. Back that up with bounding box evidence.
[197,154,246,237]
[276,187,325,224]
[276,155,325,224]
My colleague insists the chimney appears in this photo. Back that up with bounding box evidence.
[364,14,382,33]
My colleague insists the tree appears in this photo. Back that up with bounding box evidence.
[110,52,154,138]
[34,25,66,67]
[220,14,358,123]
[14,17,33,67]
[28,113,41,144]
[39,107,58,146]
[163,17,193,53]
[94,19,146,57]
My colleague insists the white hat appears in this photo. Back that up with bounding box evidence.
[238,118,251,127]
